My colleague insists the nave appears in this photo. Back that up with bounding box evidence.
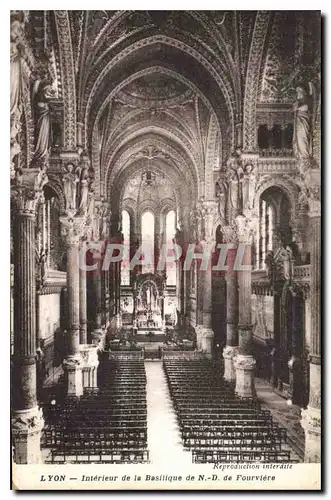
[41,357,300,465]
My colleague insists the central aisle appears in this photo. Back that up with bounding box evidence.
[145,361,192,465]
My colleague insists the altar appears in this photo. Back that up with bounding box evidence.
[132,273,166,334]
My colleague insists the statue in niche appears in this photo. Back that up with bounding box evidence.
[293,84,314,159]
[63,163,80,212]
[78,166,89,214]
[92,207,101,241]
[31,75,55,166]
[265,250,275,281]
[34,164,48,192]
[36,247,48,288]
[101,209,111,240]
[227,168,239,213]
[274,239,293,281]
[242,163,256,211]
[215,178,228,221]
[10,16,25,141]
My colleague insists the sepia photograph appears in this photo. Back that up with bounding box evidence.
[10,9,321,490]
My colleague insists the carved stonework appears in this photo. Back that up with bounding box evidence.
[223,345,238,359]
[12,406,44,436]
[62,355,82,370]
[11,168,48,215]
[235,214,256,244]
[222,223,238,245]
[60,216,86,246]
[54,11,76,150]
[243,11,270,151]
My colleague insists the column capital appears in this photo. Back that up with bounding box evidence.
[235,213,257,244]
[222,223,239,244]
[60,216,86,246]
[11,168,48,216]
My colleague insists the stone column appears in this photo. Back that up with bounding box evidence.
[79,244,87,344]
[196,202,216,357]
[60,217,85,397]
[301,183,321,462]
[11,178,45,464]
[234,215,256,398]
[222,226,239,382]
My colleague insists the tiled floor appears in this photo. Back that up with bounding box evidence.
[255,378,305,461]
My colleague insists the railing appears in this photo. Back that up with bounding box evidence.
[161,350,206,360]
[258,148,293,157]
[108,349,144,360]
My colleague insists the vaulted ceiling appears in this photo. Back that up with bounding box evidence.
[28,11,321,217]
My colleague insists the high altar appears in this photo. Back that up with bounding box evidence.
[132,274,165,333]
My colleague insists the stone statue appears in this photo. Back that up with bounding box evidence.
[265,250,274,281]
[32,77,54,166]
[242,163,256,211]
[283,245,293,281]
[10,17,25,140]
[92,207,101,241]
[78,167,89,214]
[63,163,80,212]
[227,168,239,213]
[293,84,313,159]
[34,164,48,193]
[274,241,293,281]
[215,178,228,221]
[101,209,111,239]
[36,247,48,288]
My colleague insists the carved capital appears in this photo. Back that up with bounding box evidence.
[11,168,48,215]
[60,216,86,246]
[235,214,257,244]
[222,223,239,244]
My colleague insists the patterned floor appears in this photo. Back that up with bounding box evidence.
[255,378,305,461]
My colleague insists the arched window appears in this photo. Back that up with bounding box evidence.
[141,211,155,273]
[166,210,176,285]
[257,199,275,269]
[121,210,130,285]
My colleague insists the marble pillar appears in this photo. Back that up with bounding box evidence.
[301,210,321,462]
[60,217,85,397]
[223,244,239,382]
[12,185,44,463]
[79,263,87,344]
[196,204,216,356]
[234,215,256,398]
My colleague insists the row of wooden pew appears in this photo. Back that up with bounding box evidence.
[164,359,298,464]
[42,360,149,463]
